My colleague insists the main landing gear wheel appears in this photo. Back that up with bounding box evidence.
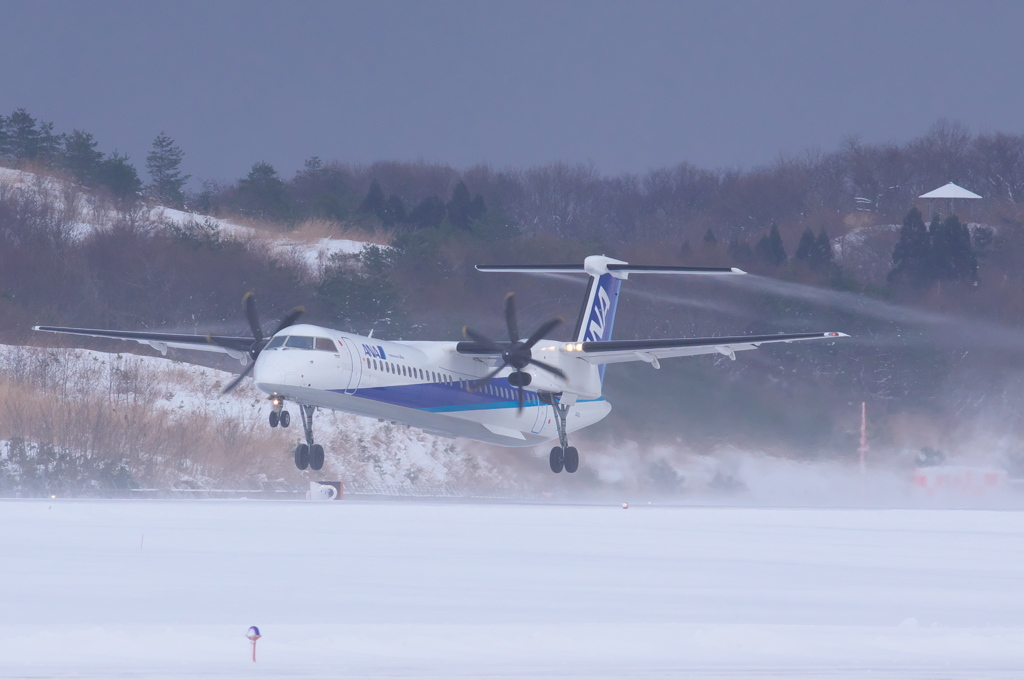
[563,446,579,474]
[546,394,580,474]
[309,444,325,471]
[293,404,324,471]
[295,443,309,470]
[269,411,280,428]
[549,446,564,473]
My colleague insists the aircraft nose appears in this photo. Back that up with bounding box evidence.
[252,352,288,388]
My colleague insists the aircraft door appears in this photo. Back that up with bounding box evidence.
[530,397,546,435]
[339,338,362,394]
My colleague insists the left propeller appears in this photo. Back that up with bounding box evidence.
[208,292,304,394]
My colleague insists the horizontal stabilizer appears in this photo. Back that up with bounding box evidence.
[476,264,744,276]
[563,331,848,365]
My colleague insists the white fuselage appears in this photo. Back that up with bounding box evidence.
[252,324,611,447]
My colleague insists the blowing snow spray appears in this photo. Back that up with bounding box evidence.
[246,626,261,662]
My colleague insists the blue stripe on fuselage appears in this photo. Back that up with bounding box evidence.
[328,380,604,413]
[330,378,536,412]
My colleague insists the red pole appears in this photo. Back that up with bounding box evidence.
[246,627,261,663]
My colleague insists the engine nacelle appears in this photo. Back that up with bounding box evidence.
[523,369,566,394]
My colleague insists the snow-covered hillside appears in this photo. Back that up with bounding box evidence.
[0,166,375,271]
[0,344,512,495]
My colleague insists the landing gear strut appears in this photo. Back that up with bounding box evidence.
[294,404,324,471]
[544,393,579,474]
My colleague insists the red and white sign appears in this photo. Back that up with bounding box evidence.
[912,466,1006,498]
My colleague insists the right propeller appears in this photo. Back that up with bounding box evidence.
[209,292,304,394]
[462,292,566,413]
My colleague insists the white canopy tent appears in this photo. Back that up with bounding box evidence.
[919,182,982,200]
[919,182,981,218]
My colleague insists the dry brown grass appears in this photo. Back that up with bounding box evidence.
[0,349,301,492]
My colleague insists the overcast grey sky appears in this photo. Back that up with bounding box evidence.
[2,0,1023,184]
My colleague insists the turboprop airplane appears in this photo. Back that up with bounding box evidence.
[34,255,847,474]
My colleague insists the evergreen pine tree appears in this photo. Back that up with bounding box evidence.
[380,194,407,227]
[62,129,104,185]
[794,228,816,264]
[888,207,933,289]
[0,113,8,157]
[929,213,955,280]
[446,180,486,230]
[359,179,386,216]
[315,246,405,335]
[703,228,718,247]
[146,132,190,208]
[932,215,977,283]
[447,180,472,227]
[6,109,41,159]
[807,229,834,273]
[290,156,353,222]
[755,223,787,266]
[35,121,62,162]
[238,161,290,220]
[95,152,143,201]
[408,196,447,229]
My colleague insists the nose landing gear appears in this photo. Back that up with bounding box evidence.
[268,395,291,428]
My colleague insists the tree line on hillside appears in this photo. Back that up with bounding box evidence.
[7,109,1024,456]
[7,107,1024,259]
[189,119,1024,250]
[0,109,189,208]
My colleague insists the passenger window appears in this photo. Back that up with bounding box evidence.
[266,336,286,349]
[315,337,337,352]
[285,336,314,350]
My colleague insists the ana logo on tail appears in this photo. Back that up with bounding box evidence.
[582,274,620,343]
[585,285,612,342]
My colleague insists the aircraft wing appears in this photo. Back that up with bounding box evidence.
[564,331,848,366]
[33,326,255,363]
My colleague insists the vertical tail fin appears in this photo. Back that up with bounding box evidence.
[475,255,743,382]
[571,256,627,381]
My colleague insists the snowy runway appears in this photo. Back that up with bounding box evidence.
[1,499,1023,678]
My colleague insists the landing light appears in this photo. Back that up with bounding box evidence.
[564,343,584,352]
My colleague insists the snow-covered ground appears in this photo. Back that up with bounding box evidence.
[151,206,372,271]
[0,344,502,492]
[1,499,1023,679]
[0,166,374,271]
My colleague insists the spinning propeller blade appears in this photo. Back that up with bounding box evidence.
[219,293,305,394]
[463,292,565,413]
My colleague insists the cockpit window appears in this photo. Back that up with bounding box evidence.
[266,336,286,349]
[315,337,337,352]
[285,336,314,350]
